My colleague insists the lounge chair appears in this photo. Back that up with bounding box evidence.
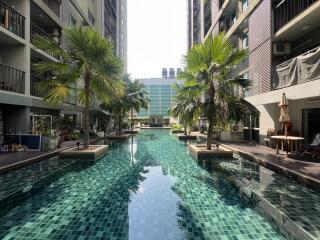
[303,133,320,157]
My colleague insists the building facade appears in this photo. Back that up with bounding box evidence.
[188,0,320,143]
[137,75,183,119]
[102,0,127,73]
[0,0,126,144]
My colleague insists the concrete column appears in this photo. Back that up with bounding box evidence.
[200,0,205,42]
[24,0,31,96]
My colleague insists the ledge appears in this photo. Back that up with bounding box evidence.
[189,144,233,160]
[176,134,197,141]
[60,145,108,160]
[105,134,131,140]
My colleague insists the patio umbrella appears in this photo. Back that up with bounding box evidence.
[279,93,290,136]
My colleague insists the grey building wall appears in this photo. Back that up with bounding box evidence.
[248,0,272,95]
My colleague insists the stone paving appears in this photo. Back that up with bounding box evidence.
[194,133,320,185]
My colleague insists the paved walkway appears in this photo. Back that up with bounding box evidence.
[194,132,320,185]
[0,138,103,173]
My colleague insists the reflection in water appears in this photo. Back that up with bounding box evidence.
[0,130,288,240]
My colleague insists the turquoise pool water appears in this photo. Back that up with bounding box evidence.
[0,130,287,240]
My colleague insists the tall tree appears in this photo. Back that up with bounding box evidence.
[169,84,201,135]
[33,26,122,148]
[105,75,149,133]
[182,32,259,149]
[125,76,149,130]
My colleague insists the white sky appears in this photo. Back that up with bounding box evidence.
[127,0,188,79]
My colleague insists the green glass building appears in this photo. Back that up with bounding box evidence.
[137,78,183,118]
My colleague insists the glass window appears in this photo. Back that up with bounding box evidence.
[69,16,76,26]
[242,33,249,49]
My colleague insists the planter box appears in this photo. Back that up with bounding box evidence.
[220,131,243,141]
[106,134,131,140]
[97,131,105,138]
[41,136,59,151]
[60,145,108,160]
[176,134,197,140]
[221,131,231,141]
[189,144,233,160]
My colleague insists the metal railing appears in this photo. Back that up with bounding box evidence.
[274,0,318,32]
[0,0,25,38]
[30,74,45,98]
[42,0,60,17]
[30,22,59,58]
[0,63,25,94]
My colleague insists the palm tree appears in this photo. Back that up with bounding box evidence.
[106,75,149,134]
[169,84,201,135]
[33,26,122,148]
[182,32,258,150]
[125,76,149,131]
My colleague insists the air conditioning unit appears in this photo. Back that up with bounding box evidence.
[273,43,291,55]
[232,124,243,132]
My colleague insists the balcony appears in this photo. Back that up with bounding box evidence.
[41,0,61,17]
[273,0,318,33]
[273,45,320,90]
[30,22,59,58]
[0,63,25,94]
[0,0,25,38]
[30,74,45,98]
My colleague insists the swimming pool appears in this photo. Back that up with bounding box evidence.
[0,130,289,239]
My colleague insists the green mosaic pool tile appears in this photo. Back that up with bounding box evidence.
[0,130,289,239]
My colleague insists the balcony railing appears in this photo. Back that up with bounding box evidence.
[42,0,60,17]
[0,63,25,94]
[30,74,45,98]
[30,22,59,58]
[274,0,318,32]
[0,0,25,38]
[273,46,320,89]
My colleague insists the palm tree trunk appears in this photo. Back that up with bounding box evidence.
[207,120,213,150]
[184,122,187,135]
[84,77,90,149]
[131,108,134,131]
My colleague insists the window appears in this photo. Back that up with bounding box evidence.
[243,72,250,97]
[69,16,76,26]
[242,33,249,49]
[242,0,249,11]
[88,11,95,25]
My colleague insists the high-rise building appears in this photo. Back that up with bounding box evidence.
[103,0,127,73]
[137,78,180,119]
[188,0,320,143]
[137,70,184,118]
[0,0,126,143]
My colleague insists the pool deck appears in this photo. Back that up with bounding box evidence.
[195,133,320,187]
[0,138,104,174]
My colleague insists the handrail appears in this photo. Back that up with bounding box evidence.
[274,0,318,32]
[30,22,59,58]
[30,74,46,98]
[0,0,25,38]
[277,45,320,67]
[41,0,60,17]
[0,63,25,94]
